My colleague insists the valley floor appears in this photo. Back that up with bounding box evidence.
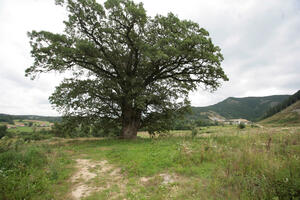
[1,125,300,199]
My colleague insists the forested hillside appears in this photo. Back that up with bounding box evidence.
[191,95,290,121]
[261,90,300,120]
[260,100,300,125]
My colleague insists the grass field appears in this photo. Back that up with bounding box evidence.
[1,125,300,199]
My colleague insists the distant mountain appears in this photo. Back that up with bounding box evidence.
[0,113,61,123]
[260,100,300,125]
[191,95,290,121]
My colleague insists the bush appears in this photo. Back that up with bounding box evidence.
[51,121,77,137]
[238,122,246,129]
[23,132,51,142]
[28,122,33,127]
[188,122,199,138]
[191,127,198,138]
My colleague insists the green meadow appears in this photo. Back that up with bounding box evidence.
[1,125,300,199]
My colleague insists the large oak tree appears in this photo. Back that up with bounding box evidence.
[26,0,228,139]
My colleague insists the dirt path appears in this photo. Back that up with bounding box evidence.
[69,158,181,199]
[70,158,126,200]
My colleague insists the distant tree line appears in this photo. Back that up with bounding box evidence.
[0,114,14,124]
[13,115,61,123]
[262,90,300,119]
[0,114,61,123]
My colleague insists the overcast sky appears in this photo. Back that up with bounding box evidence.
[0,0,299,116]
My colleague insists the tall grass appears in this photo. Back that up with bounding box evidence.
[1,126,299,199]
[67,127,300,199]
[0,139,73,200]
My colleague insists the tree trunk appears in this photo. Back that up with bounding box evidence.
[121,119,139,139]
[120,106,140,139]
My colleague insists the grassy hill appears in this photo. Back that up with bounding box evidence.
[260,100,300,125]
[191,95,290,121]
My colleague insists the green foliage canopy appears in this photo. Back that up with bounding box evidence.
[26,0,228,138]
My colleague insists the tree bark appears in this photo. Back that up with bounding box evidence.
[120,106,140,139]
[121,119,139,139]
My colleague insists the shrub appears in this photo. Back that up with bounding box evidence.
[238,122,246,129]
[191,127,198,138]
[189,123,198,138]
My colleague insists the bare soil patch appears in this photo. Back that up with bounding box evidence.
[70,158,127,200]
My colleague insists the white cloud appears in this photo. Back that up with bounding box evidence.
[0,0,66,115]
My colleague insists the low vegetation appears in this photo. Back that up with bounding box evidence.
[0,138,73,200]
[238,122,246,129]
[1,125,299,199]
